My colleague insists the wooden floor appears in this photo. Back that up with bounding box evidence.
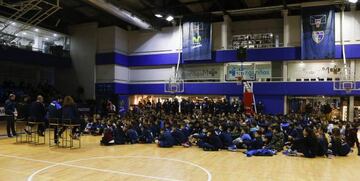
[0,136,359,181]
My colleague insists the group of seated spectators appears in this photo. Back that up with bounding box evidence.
[3,90,359,158]
[97,99,360,158]
[3,93,81,143]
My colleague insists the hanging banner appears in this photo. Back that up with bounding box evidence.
[182,21,212,61]
[301,6,335,60]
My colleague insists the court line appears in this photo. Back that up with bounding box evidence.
[0,154,180,181]
[0,154,212,181]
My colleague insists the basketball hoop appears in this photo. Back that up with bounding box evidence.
[164,78,184,94]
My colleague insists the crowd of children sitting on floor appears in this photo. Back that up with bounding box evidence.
[95,99,360,158]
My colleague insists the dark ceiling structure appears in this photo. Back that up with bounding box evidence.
[0,0,358,33]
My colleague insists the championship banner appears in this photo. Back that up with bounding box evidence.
[182,21,212,61]
[301,6,335,60]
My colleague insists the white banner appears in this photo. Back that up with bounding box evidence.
[287,61,345,81]
[226,63,272,80]
[181,65,221,80]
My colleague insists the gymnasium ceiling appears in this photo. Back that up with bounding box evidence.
[0,0,358,33]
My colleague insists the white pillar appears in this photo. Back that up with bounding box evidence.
[284,96,288,115]
[282,10,289,47]
[349,96,354,121]
[221,15,231,50]
[350,60,355,80]
[282,61,288,81]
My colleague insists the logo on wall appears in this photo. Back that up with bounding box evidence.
[310,14,326,44]
[322,65,341,74]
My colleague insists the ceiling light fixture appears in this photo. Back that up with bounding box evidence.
[45,37,49,40]
[166,15,174,22]
[22,32,27,35]
[35,28,39,32]
[53,33,57,37]
[155,14,163,18]
[11,22,16,26]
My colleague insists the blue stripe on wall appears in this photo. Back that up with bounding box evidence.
[95,44,360,66]
[96,81,360,114]
[128,53,179,66]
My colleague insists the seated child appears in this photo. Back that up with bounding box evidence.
[329,128,351,156]
[125,125,139,144]
[171,126,190,147]
[139,125,154,144]
[202,128,223,151]
[219,125,237,151]
[157,129,175,148]
[265,124,284,152]
[247,130,264,151]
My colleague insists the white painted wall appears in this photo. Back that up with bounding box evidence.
[115,65,129,82]
[115,26,129,54]
[128,27,181,55]
[97,26,115,53]
[288,16,301,47]
[129,67,173,82]
[212,22,223,50]
[69,22,98,99]
[96,65,114,83]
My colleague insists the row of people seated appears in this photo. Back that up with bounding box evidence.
[99,105,359,158]
[4,93,81,143]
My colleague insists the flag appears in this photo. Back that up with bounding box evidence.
[301,6,335,60]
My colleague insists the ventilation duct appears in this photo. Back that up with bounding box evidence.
[87,0,152,29]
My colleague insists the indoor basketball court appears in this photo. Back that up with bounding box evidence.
[1,136,360,181]
[1,0,360,181]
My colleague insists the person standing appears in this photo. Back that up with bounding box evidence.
[5,94,17,137]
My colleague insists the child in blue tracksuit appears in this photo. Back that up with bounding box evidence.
[126,125,139,144]
[233,127,252,149]
[139,125,154,143]
[157,129,175,148]
[248,131,264,151]
[202,129,223,151]
[219,125,237,151]
[171,126,190,147]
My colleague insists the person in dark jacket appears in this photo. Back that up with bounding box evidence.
[4,94,17,137]
[17,96,31,121]
[61,96,80,139]
[202,129,223,151]
[139,125,153,144]
[345,123,360,156]
[316,126,329,157]
[330,128,351,156]
[219,125,237,151]
[171,126,190,147]
[29,95,46,136]
[300,127,319,158]
[248,130,264,151]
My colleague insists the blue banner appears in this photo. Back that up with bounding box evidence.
[301,6,335,60]
[182,21,212,61]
